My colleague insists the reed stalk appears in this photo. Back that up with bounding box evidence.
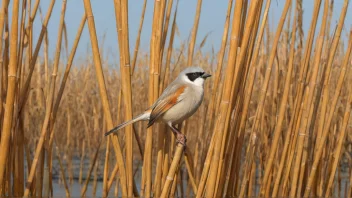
[131,0,147,75]
[269,0,321,195]
[244,0,291,173]
[79,141,85,184]
[161,0,174,50]
[152,0,169,196]
[54,139,70,197]
[141,0,164,196]
[224,1,269,195]
[102,138,110,197]
[0,0,9,125]
[314,0,347,160]
[92,157,99,196]
[204,0,233,141]
[195,127,216,197]
[258,1,296,196]
[187,0,202,66]
[211,1,262,196]
[202,0,245,196]
[160,144,184,197]
[16,0,28,89]
[17,0,55,114]
[49,14,86,145]
[24,0,67,196]
[107,164,119,192]
[81,141,100,196]
[160,7,178,195]
[0,0,20,188]
[218,8,259,197]
[298,0,329,194]
[0,0,9,68]
[169,171,178,197]
[83,0,128,196]
[270,5,297,197]
[115,0,134,196]
[303,15,351,196]
[160,2,178,94]
[286,2,322,169]
[325,74,352,196]
[184,149,197,193]
[290,0,326,196]
[13,1,28,195]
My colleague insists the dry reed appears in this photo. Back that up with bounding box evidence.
[2,0,352,197]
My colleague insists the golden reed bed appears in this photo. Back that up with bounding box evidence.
[1,0,352,197]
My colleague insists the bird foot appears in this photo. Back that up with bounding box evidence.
[176,133,187,147]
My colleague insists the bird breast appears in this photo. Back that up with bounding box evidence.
[161,86,204,124]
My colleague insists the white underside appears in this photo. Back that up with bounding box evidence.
[161,86,203,124]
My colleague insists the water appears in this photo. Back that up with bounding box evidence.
[53,180,104,197]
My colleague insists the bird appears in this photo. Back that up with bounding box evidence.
[104,66,211,145]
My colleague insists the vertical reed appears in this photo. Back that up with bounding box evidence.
[24,0,67,196]
[160,144,184,198]
[116,0,134,196]
[304,6,351,193]
[187,0,203,66]
[0,0,20,188]
[131,0,147,74]
[290,0,326,196]
[83,0,128,196]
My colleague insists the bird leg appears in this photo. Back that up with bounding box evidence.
[168,123,187,146]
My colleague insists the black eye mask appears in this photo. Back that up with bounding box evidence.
[186,72,205,82]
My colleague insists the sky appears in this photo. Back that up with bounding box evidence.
[7,0,352,63]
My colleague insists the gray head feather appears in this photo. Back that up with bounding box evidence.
[178,66,205,77]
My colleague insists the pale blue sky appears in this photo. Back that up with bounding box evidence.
[8,0,352,63]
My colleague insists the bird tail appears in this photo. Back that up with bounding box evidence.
[104,112,150,136]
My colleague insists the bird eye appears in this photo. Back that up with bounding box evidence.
[186,72,202,82]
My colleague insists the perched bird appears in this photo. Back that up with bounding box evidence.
[104,66,211,145]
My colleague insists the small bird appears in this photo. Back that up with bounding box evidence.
[104,66,211,145]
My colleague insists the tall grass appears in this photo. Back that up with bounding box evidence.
[1,0,352,197]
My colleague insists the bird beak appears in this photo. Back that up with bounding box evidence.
[202,73,211,78]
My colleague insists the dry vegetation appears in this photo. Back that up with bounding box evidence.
[1,0,352,197]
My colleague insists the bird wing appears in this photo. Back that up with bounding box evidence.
[147,83,187,127]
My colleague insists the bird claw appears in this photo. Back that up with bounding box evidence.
[176,133,187,147]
